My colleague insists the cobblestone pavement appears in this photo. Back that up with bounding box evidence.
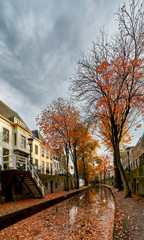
[112,188,144,240]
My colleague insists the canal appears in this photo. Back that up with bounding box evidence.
[0,186,115,240]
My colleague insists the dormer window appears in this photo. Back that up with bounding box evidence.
[14,117,26,128]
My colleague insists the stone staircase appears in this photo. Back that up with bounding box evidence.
[0,154,44,199]
[18,171,43,198]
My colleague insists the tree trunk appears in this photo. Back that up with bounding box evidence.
[65,146,69,191]
[82,157,88,186]
[113,152,123,191]
[103,167,106,184]
[73,144,79,189]
[114,144,131,197]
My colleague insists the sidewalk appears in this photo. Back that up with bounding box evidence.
[0,186,89,230]
[111,187,144,240]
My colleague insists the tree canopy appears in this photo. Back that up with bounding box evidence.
[71,0,144,197]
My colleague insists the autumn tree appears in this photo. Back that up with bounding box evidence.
[68,121,85,189]
[69,122,85,189]
[98,119,132,190]
[95,155,111,184]
[36,97,80,191]
[71,0,144,197]
[77,126,100,186]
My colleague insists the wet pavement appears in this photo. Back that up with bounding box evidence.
[0,186,115,240]
[112,188,144,240]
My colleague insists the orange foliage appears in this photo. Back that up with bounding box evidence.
[36,98,80,152]
[95,155,111,177]
[76,126,100,182]
[90,56,143,148]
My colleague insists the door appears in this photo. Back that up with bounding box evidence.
[50,181,53,193]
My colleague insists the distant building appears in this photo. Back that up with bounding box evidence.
[121,134,144,171]
[121,146,134,171]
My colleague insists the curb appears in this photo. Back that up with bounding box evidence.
[102,184,125,240]
[0,186,90,230]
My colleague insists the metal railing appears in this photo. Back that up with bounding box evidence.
[0,154,44,197]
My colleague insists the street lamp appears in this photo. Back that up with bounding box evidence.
[126,147,130,171]
[28,137,33,165]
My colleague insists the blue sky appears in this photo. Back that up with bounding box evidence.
[0,0,143,151]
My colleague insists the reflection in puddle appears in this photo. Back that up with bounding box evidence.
[68,185,115,239]
[0,185,115,240]
[79,194,84,200]
[69,206,78,226]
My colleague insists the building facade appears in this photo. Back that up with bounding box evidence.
[121,135,144,171]
[0,101,32,167]
[0,101,70,176]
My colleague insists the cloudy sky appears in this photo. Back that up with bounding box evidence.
[0,0,143,148]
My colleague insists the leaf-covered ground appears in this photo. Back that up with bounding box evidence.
[113,188,144,240]
[0,186,115,239]
[0,191,71,217]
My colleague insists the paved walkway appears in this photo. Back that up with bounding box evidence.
[111,187,144,240]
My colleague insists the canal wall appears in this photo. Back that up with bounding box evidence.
[127,165,144,197]
[0,186,90,230]
[0,171,85,203]
[105,165,144,197]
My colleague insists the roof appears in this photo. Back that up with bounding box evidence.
[32,130,45,143]
[0,100,30,131]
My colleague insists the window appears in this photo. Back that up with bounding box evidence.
[14,133,17,146]
[21,135,26,148]
[42,161,44,168]
[50,153,52,160]
[3,148,9,157]
[42,161,45,174]
[3,128,9,143]
[46,162,49,169]
[3,148,9,168]
[50,163,52,169]
[35,145,38,154]
[42,148,44,157]
[35,159,38,166]
[46,162,50,174]
[55,182,57,189]
[46,150,49,159]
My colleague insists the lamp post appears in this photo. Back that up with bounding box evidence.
[126,147,130,171]
[28,138,33,165]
